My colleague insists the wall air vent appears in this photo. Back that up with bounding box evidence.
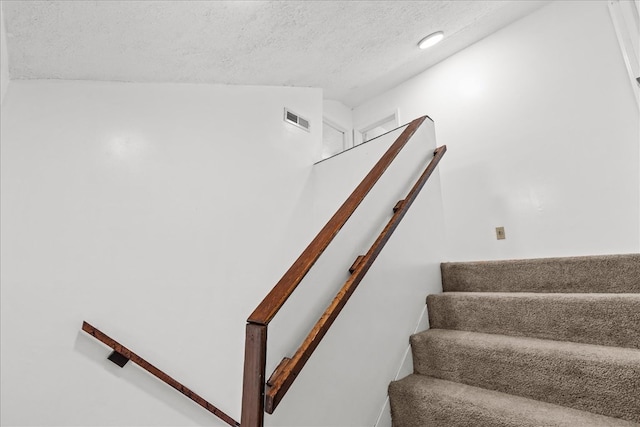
[284,108,311,132]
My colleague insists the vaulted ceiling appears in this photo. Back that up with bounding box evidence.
[2,1,548,107]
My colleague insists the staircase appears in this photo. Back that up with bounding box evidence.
[389,254,640,426]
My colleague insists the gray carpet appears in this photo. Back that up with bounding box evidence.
[389,254,640,426]
[427,292,640,348]
[389,376,639,427]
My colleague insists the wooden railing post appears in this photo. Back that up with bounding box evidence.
[241,323,267,427]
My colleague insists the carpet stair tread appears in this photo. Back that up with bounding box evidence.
[427,292,640,348]
[441,254,640,293]
[389,254,640,426]
[389,375,638,427]
[410,329,640,422]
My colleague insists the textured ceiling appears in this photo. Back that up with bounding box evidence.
[2,0,548,107]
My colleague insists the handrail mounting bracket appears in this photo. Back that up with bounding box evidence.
[108,350,130,368]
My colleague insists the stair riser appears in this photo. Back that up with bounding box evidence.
[441,254,640,293]
[411,330,640,422]
[427,293,640,348]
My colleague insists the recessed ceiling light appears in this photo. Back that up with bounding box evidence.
[418,31,444,49]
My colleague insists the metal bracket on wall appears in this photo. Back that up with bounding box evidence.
[107,350,130,368]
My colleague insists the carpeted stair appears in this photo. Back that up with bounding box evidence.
[389,254,640,426]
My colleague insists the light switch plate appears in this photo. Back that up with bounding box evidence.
[496,227,506,240]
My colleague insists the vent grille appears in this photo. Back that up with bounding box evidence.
[284,108,311,132]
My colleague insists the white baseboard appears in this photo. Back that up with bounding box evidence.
[373,304,430,427]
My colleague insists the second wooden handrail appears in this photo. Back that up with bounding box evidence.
[264,145,447,413]
[82,322,240,427]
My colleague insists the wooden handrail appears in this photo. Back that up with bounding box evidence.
[81,321,240,427]
[247,116,428,326]
[264,145,447,413]
[241,323,267,426]
[241,116,445,426]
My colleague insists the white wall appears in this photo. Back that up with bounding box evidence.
[322,99,354,155]
[354,0,640,261]
[1,80,447,427]
[0,80,322,426]
[323,99,353,133]
[1,1,9,104]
